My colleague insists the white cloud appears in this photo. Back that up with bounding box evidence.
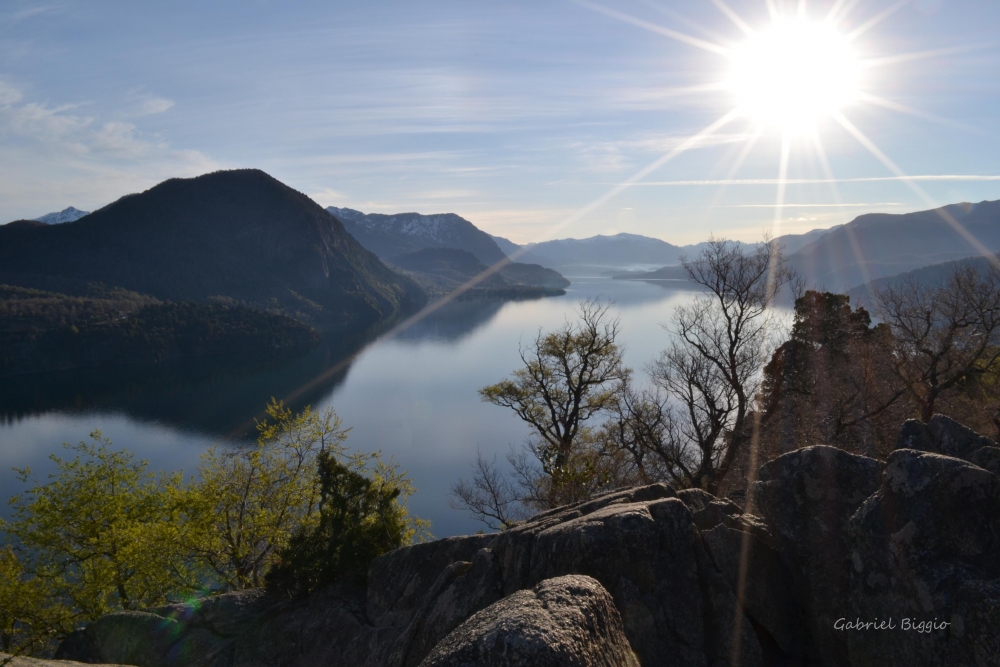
[0,78,23,105]
[125,90,175,117]
[0,78,218,221]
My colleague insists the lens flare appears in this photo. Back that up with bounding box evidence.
[727,18,861,131]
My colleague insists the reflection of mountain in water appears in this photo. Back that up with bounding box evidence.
[0,296,541,438]
[0,326,382,439]
[395,298,509,343]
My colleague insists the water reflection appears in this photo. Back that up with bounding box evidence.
[0,278,701,536]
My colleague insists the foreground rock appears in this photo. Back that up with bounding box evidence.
[753,445,884,667]
[419,575,639,667]
[54,415,1000,667]
[0,655,124,667]
[849,448,1000,666]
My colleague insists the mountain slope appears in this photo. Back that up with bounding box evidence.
[788,200,1000,291]
[0,170,425,328]
[521,233,685,268]
[845,253,1000,306]
[386,248,567,298]
[328,207,508,265]
[33,206,90,224]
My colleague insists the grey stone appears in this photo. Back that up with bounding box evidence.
[701,524,808,659]
[848,448,1000,667]
[895,415,998,469]
[367,534,496,627]
[417,575,640,667]
[488,483,761,667]
[0,654,126,667]
[753,445,884,667]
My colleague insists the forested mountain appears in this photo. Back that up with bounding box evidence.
[845,252,1000,305]
[0,285,318,376]
[33,206,90,224]
[0,170,425,328]
[328,207,509,266]
[386,248,567,298]
[787,200,1000,291]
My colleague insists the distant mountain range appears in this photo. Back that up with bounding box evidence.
[488,225,845,273]
[1,170,425,329]
[33,206,90,224]
[788,201,1000,291]
[328,207,509,266]
[327,206,568,291]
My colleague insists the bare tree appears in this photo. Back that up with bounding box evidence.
[449,450,527,530]
[875,263,1000,422]
[634,238,793,493]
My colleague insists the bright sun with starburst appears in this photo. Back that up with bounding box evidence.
[727,17,861,132]
[565,0,987,255]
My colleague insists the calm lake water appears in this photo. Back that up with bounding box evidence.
[0,277,700,537]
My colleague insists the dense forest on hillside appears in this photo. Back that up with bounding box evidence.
[0,285,319,376]
[386,248,567,299]
[0,170,426,329]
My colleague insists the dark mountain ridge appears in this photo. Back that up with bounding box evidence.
[0,170,425,328]
[788,199,1000,291]
[386,248,567,299]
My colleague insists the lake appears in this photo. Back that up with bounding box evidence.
[0,277,700,537]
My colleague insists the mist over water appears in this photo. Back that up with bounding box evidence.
[0,277,700,537]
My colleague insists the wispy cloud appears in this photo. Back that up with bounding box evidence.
[725,202,905,208]
[0,77,218,220]
[552,175,1000,186]
[128,92,175,117]
[4,3,67,25]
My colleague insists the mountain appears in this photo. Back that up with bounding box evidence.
[489,226,839,273]
[328,207,508,266]
[0,170,425,328]
[386,248,567,298]
[776,225,842,255]
[516,233,685,270]
[787,200,1000,291]
[33,206,90,224]
[845,253,1000,307]
[489,234,522,258]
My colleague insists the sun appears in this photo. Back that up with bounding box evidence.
[727,18,861,133]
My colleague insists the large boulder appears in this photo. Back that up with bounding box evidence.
[486,483,762,667]
[417,575,639,667]
[0,655,126,667]
[367,534,496,627]
[896,415,1000,476]
[753,446,884,667]
[848,448,1000,666]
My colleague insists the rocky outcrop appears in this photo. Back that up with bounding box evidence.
[53,416,1000,667]
[0,655,125,667]
[895,414,1000,476]
[418,575,639,667]
[753,445,884,667]
[848,448,1000,667]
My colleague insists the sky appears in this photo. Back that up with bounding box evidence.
[1,0,999,244]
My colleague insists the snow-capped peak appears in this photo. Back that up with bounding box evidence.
[34,207,89,224]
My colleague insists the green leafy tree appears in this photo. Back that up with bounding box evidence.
[266,448,426,596]
[476,300,629,508]
[185,400,349,590]
[0,546,71,658]
[2,433,197,623]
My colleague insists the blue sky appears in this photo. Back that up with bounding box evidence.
[2,0,999,243]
